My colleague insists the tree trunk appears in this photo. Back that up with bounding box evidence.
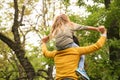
[104,0,120,60]
[0,0,36,79]
[108,20,120,60]
[13,0,36,79]
[104,0,111,9]
[15,47,36,80]
[0,33,36,80]
[47,65,54,80]
[104,0,120,79]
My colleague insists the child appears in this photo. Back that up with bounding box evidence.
[44,14,99,80]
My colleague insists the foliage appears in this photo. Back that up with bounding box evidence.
[105,0,120,28]
[76,0,85,6]
[69,14,84,24]
[70,0,118,80]
[85,6,106,26]
[101,0,120,79]
[86,1,120,79]
[61,0,70,6]
[0,41,19,80]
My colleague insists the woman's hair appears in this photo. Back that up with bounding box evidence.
[49,14,73,39]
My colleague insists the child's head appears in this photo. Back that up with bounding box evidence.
[50,14,71,38]
[58,14,70,24]
[52,14,70,28]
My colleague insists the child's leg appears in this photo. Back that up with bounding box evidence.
[76,55,90,80]
[78,55,85,69]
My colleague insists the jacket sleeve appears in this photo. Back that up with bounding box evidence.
[41,43,56,58]
[72,23,88,31]
[77,36,106,55]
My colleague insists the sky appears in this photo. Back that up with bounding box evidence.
[25,0,95,47]
[0,0,95,47]
[25,0,89,46]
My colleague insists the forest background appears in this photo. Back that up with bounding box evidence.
[0,0,120,80]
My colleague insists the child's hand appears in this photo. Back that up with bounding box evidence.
[41,36,49,43]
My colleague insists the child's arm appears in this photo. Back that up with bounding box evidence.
[85,26,99,32]
[73,23,99,32]
[85,25,105,32]
[73,23,106,32]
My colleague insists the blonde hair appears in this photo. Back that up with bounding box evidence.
[49,14,73,39]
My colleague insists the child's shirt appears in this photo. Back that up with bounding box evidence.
[55,23,87,48]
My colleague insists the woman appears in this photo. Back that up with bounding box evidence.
[41,26,107,80]
[43,14,100,80]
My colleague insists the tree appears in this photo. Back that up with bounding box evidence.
[76,0,120,79]
[0,0,57,79]
[104,0,120,79]
[0,0,35,79]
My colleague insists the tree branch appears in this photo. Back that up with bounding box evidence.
[36,69,48,79]
[0,33,16,51]
[104,0,111,9]
[12,0,20,44]
[19,5,25,26]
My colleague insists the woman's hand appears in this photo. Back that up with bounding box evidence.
[41,36,49,43]
[98,26,105,34]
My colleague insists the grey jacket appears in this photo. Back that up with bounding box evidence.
[55,24,87,48]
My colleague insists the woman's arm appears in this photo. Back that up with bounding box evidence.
[41,37,56,58]
[77,26,107,54]
[41,43,56,58]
